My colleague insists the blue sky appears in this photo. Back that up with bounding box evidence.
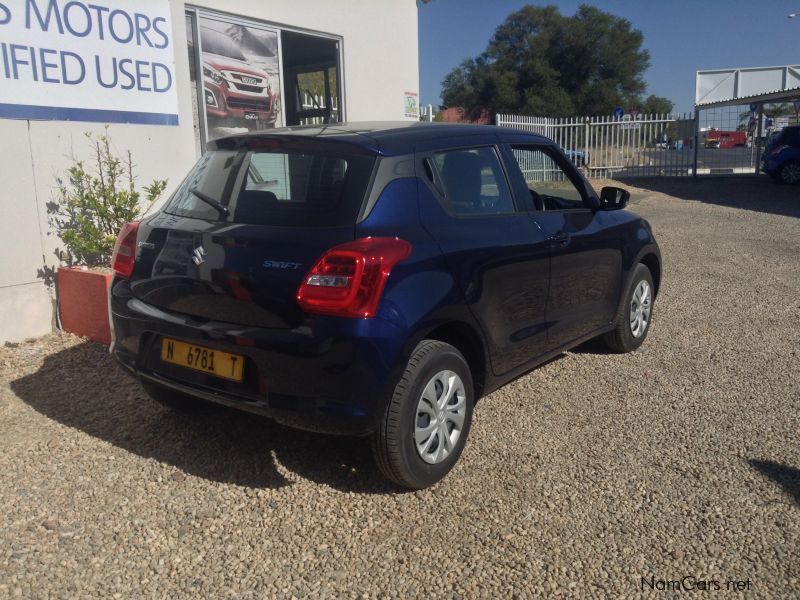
[418,0,800,114]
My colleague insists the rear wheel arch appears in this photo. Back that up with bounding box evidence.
[371,339,475,488]
[419,320,488,400]
[371,300,487,429]
[378,315,488,431]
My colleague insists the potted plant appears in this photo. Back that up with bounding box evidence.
[50,131,166,344]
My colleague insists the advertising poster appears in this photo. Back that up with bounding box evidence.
[404,91,418,119]
[0,0,178,125]
[196,14,282,139]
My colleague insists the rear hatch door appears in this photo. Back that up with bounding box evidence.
[130,138,377,329]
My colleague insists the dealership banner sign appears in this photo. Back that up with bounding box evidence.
[0,0,178,125]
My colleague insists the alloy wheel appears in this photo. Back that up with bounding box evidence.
[414,370,466,465]
[781,163,800,184]
[629,280,652,338]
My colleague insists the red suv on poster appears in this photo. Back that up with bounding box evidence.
[199,26,279,128]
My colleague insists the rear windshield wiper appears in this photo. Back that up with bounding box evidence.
[189,187,229,217]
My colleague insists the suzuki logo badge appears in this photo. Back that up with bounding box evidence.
[192,246,206,266]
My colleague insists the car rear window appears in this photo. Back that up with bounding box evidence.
[164,146,376,227]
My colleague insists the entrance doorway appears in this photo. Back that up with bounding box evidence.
[281,31,342,126]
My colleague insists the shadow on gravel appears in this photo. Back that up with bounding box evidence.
[10,342,399,494]
[615,176,800,219]
[569,337,614,355]
[748,459,800,506]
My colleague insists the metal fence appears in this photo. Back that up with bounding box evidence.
[510,146,573,185]
[298,92,339,126]
[496,113,700,178]
[694,104,785,175]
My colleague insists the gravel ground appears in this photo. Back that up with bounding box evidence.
[1,177,799,598]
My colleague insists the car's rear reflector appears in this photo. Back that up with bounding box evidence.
[297,237,412,318]
[111,221,140,279]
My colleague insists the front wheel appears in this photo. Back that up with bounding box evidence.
[603,263,654,353]
[371,340,474,489]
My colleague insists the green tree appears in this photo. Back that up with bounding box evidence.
[763,103,793,119]
[738,103,795,127]
[641,94,674,115]
[441,4,654,118]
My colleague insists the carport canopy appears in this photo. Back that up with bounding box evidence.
[695,65,800,109]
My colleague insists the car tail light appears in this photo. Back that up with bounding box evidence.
[770,144,790,156]
[297,237,412,318]
[111,221,140,278]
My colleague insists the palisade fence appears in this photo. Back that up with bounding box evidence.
[299,92,339,126]
[496,113,702,179]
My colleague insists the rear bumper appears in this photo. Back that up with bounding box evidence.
[110,280,408,436]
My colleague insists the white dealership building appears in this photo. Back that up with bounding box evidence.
[0,0,420,342]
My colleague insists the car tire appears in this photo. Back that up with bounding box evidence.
[603,263,654,353]
[778,161,800,185]
[141,381,204,411]
[371,340,474,489]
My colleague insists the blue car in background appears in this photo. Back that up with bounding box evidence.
[563,148,589,167]
[762,125,800,184]
[109,122,661,489]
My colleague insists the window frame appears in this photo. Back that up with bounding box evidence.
[503,142,597,212]
[185,5,346,152]
[424,143,523,219]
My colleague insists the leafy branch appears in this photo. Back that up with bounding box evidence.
[48,129,167,268]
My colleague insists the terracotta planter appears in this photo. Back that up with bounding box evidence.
[57,267,113,345]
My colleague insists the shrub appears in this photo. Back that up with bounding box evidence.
[49,130,167,268]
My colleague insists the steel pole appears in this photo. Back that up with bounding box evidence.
[754,104,764,175]
[692,109,700,178]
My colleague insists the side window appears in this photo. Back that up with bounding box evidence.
[432,146,515,215]
[510,146,588,210]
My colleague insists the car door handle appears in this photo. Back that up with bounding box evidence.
[547,231,570,246]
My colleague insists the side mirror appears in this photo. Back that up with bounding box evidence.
[599,186,630,210]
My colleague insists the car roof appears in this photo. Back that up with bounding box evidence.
[208,121,552,156]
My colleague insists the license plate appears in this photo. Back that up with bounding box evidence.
[244,111,259,120]
[160,338,244,382]
[241,76,259,85]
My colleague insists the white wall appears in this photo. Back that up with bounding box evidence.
[188,0,420,123]
[0,0,419,343]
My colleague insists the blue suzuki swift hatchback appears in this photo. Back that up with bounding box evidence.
[110,122,661,489]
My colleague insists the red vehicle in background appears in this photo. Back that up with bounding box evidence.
[705,129,748,149]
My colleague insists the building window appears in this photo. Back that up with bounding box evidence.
[185,7,344,150]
